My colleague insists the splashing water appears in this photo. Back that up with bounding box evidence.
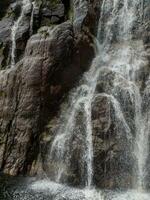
[30,180,150,200]
[31,180,104,200]
[11,0,31,68]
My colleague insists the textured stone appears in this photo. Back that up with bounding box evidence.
[91,94,134,189]
[0,1,31,69]
[0,21,74,175]
[73,0,101,34]
[0,0,149,191]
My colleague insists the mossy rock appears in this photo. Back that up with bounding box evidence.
[0,91,6,98]
[46,0,60,8]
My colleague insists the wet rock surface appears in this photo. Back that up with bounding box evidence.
[92,94,133,189]
[0,21,74,175]
[0,0,150,192]
[0,0,98,177]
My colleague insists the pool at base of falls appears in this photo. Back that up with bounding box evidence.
[0,175,150,200]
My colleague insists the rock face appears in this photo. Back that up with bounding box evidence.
[73,0,101,34]
[92,77,134,189]
[0,0,150,191]
[0,0,100,176]
[0,0,31,69]
[0,21,74,175]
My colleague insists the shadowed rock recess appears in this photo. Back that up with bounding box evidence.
[0,0,150,193]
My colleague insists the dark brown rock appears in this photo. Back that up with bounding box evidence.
[0,21,74,175]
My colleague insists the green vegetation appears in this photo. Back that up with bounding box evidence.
[38,27,50,38]
[68,6,74,21]
[50,0,60,7]
[0,91,6,98]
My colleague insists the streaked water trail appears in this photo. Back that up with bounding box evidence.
[11,0,31,67]
[30,1,35,36]
[97,0,148,190]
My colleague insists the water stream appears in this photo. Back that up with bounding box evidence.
[11,0,31,68]
[49,39,101,187]
[30,1,35,36]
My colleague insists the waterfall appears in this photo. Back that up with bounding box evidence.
[49,40,101,187]
[46,0,149,192]
[25,1,149,198]
[98,0,148,191]
[0,0,149,198]
[11,0,31,68]
[30,1,35,36]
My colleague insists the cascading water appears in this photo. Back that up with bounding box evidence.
[30,1,36,36]
[49,40,101,187]
[97,0,148,191]
[31,0,149,199]
[11,0,31,68]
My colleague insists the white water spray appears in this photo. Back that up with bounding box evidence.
[98,0,148,191]
[48,0,149,191]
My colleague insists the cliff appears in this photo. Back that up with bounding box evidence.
[0,0,150,190]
